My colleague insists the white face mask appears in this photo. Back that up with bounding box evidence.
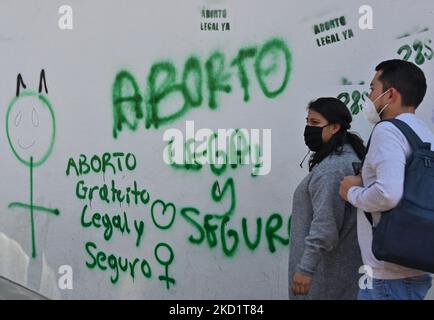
[362,89,390,124]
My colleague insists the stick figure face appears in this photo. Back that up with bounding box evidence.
[6,92,55,167]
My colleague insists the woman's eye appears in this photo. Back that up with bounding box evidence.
[32,108,39,127]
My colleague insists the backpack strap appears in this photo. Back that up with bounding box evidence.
[361,134,374,226]
[364,209,374,226]
[384,118,428,151]
[361,117,428,227]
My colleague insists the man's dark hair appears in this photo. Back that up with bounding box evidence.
[375,59,427,108]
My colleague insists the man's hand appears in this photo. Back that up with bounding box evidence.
[339,175,363,201]
[292,272,312,296]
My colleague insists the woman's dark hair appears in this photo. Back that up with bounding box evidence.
[307,97,366,171]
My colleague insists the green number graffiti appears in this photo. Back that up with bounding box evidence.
[337,90,368,115]
[397,38,433,66]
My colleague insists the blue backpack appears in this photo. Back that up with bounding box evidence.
[365,118,434,273]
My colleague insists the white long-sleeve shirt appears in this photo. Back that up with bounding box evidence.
[348,113,434,279]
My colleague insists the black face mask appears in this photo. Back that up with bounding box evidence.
[304,125,329,152]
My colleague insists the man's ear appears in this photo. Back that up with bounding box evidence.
[387,87,397,104]
[16,73,26,96]
[39,69,48,94]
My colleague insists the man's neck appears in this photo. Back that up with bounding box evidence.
[383,106,416,120]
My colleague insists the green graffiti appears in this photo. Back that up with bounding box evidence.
[84,241,152,285]
[201,9,227,18]
[165,137,204,171]
[6,87,59,258]
[165,128,262,176]
[397,38,433,66]
[151,199,176,230]
[112,37,292,137]
[134,219,145,247]
[313,16,354,48]
[112,71,143,139]
[209,132,226,175]
[165,122,286,257]
[154,242,176,290]
[287,214,292,246]
[211,178,236,218]
[66,152,137,177]
[205,51,232,109]
[204,214,219,248]
[180,207,205,244]
[340,77,365,86]
[147,61,189,129]
[221,215,239,257]
[71,148,288,288]
[265,213,290,253]
[242,217,262,251]
[313,16,346,35]
[75,179,150,206]
[251,144,264,177]
[181,208,291,258]
[80,204,131,241]
[254,38,292,99]
[75,179,178,236]
[228,129,250,166]
[185,138,198,165]
[231,47,258,102]
[337,90,369,115]
[209,151,227,176]
[183,56,203,107]
[69,153,176,289]
[8,202,59,216]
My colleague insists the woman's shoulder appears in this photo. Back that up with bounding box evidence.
[313,144,359,175]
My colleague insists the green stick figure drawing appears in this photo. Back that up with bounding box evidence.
[6,70,59,258]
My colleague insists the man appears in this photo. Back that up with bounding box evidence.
[339,59,434,300]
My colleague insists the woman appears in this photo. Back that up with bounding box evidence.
[288,97,365,300]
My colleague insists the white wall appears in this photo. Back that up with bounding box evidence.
[0,0,433,299]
